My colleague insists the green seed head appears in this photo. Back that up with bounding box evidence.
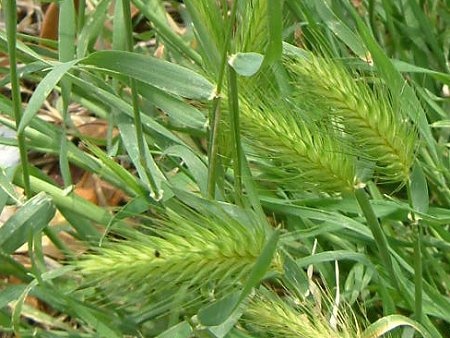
[239,93,357,194]
[287,54,417,183]
[76,204,283,310]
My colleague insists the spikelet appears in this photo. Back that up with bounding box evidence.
[76,204,283,309]
[239,94,357,194]
[287,54,416,183]
[243,288,361,338]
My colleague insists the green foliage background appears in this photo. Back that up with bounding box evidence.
[0,0,449,337]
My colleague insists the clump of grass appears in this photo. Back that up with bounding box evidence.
[287,54,417,183]
[76,203,283,309]
[243,287,361,338]
[239,94,357,194]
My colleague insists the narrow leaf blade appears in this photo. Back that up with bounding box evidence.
[81,51,214,100]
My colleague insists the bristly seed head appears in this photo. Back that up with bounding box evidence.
[286,54,417,183]
[239,93,357,194]
[76,204,283,310]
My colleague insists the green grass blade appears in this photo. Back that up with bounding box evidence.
[69,74,186,145]
[197,292,241,328]
[3,0,31,197]
[362,314,433,338]
[117,114,166,199]
[263,0,282,65]
[198,229,280,326]
[132,0,202,65]
[58,0,77,187]
[59,0,76,63]
[183,0,222,73]
[164,145,208,196]
[314,0,368,59]
[0,192,55,254]
[137,82,206,131]
[77,0,111,58]
[406,0,447,71]
[237,229,280,303]
[84,141,145,196]
[226,65,242,204]
[18,60,79,133]
[81,50,214,100]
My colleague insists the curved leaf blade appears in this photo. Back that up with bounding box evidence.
[18,60,79,133]
[81,51,215,100]
[0,192,55,254]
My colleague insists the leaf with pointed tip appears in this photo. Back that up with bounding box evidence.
[18,60,79,133]
[81,51,215,100]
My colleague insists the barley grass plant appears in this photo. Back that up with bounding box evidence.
[1,1,450,337]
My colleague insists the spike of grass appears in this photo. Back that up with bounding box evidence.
[287,54,417,183]
[243,288,360,338]
[77,205,283,308]
[239,95,356,194]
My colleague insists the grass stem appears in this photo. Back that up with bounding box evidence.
[122,0,161,200]
[414,222,423,323]
[4,0,31,198]
[354,188,397,288]
[132,0,202,65]
[226,65,242,204]
[207,1,238,198]
[406,178,424,324]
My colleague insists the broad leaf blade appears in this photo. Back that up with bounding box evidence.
[229,53,264,77]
